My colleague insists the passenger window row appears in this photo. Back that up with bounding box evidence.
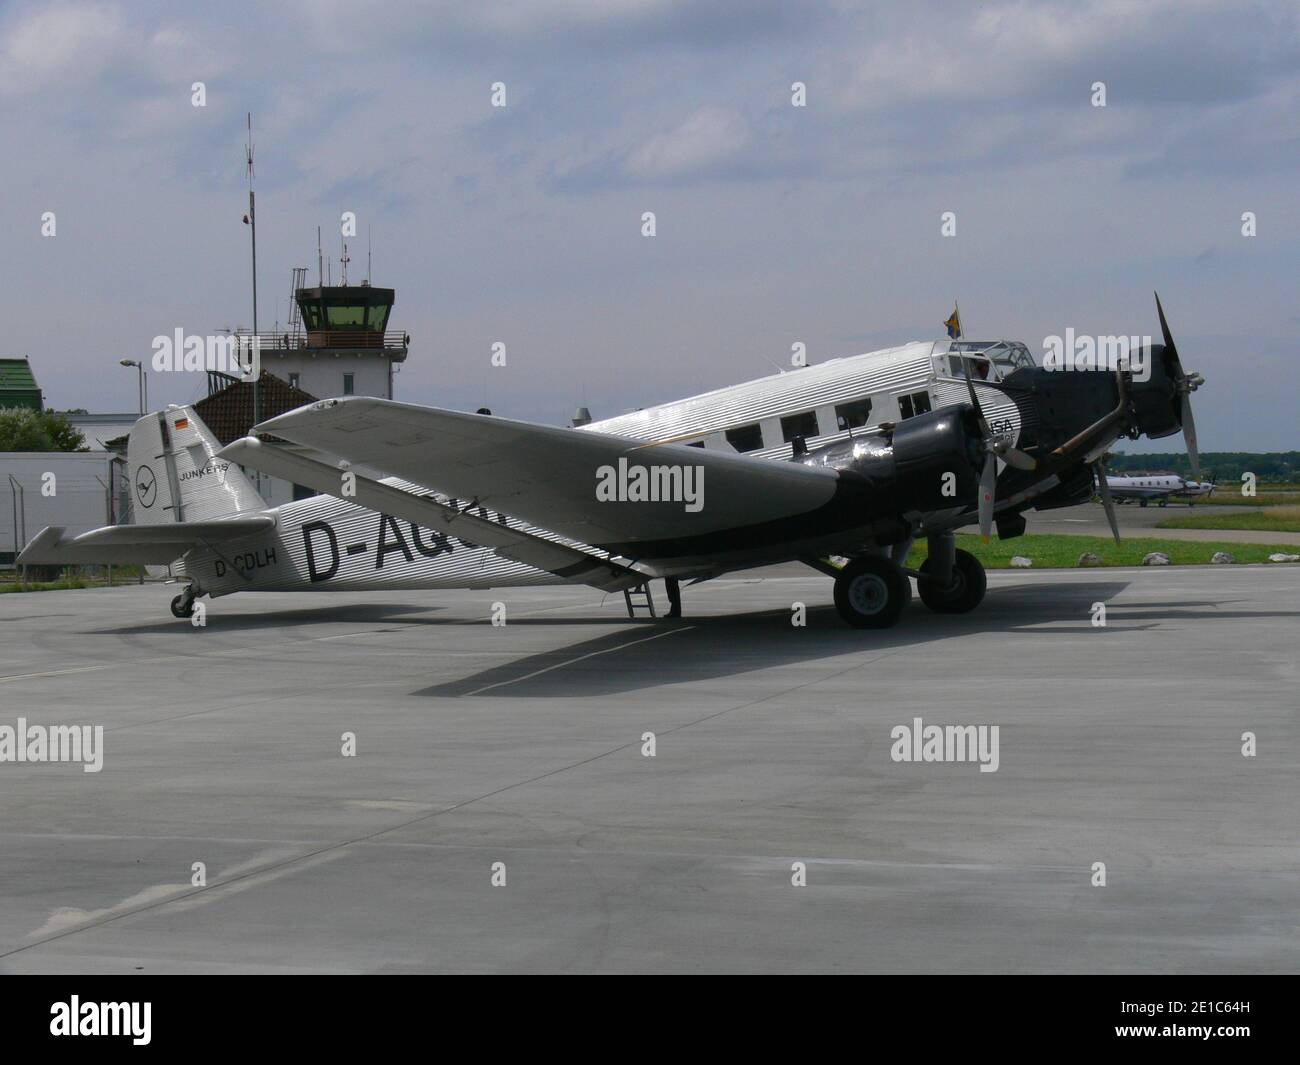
[721,396,884,453]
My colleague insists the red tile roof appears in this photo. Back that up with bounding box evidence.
[193,371,318,446]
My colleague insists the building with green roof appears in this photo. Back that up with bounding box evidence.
[0,357,42,410]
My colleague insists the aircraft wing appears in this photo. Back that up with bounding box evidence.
[17,517,274,566]
[253,398,856,561]
[218,437,646,592]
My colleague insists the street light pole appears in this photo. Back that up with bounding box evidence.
[119,359,145,414]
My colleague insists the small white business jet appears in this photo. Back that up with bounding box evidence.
[21,296,1203,629]
[1106,472,1217,506]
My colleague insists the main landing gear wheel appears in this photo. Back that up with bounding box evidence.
[170,588,197,619]
[833,557,910,629]
[917,548,987,615]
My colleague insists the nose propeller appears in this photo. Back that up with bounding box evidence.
[1154,292,1204,481]
[960,354,1036,541]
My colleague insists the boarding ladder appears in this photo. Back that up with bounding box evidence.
[623,583,657,619]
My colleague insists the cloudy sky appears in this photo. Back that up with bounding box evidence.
[4,0,1298,450]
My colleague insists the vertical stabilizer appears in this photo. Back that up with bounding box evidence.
[126,407,266,524]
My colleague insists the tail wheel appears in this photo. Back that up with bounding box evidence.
[833,556,910,629]
[918,548,987,614]
[170,591,196,619]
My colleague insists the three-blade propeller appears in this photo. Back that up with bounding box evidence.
[961,354,1036,541]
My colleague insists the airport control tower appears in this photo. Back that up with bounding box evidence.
[253,269,409,401]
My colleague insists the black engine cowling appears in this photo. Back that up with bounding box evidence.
[797,405,986,521]
[889,406,987,512]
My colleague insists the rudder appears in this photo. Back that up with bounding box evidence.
[126,407,266,524]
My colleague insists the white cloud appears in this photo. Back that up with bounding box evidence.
[625,106,751,181]
[0,1,124,94]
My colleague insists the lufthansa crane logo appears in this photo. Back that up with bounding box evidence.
[135,464,157,508]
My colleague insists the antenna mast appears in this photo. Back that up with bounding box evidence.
[246,113,260,431]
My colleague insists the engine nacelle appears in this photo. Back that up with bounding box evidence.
[889,406,986,513]
[796,405,986,526]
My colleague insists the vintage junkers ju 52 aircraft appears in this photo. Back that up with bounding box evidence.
[21,296,1203,629]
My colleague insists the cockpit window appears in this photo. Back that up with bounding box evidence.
[950,355,994,381]
[950,342,1034,378]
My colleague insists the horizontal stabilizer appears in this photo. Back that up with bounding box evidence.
[218,437,645,592]
[18,517,274,566]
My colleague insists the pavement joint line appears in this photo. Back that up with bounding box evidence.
[488,599,628,620]
[462,625,696,695]
[7,825,1297,873]
[0,829,1012,870]
[0,664,107,683]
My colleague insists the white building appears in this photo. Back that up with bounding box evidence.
[1,451,126,568]
[65,412,139,452]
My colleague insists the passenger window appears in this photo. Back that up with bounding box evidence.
[898,390,931,419]
[780,411,819,442]
[725,423,764,453]
[835,397,872,431]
